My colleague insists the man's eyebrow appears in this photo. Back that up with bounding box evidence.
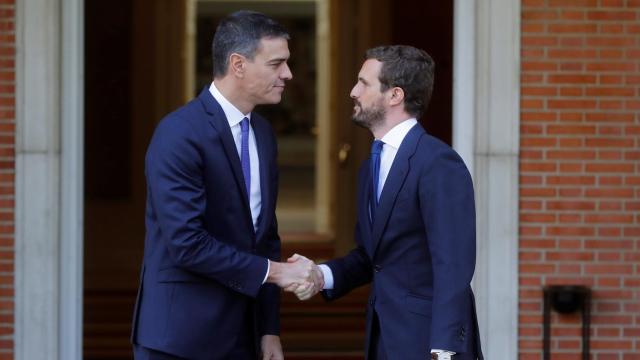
[267,57,288,64]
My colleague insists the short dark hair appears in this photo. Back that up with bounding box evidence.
[365,45,435,118]
[212,10,290,78]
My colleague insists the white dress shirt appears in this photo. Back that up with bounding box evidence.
[209,82,270,283]
[318,118,454,356]
[375,118,418,201]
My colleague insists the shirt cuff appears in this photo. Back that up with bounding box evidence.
[262,259,270,284]
[318,264,334,289]
[431,349,456,356]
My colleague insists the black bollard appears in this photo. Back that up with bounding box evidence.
[543,285,591,360]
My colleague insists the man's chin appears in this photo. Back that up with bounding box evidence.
[351,117,370,129]
[262,95,283,105]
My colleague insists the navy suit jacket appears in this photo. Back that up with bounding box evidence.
[131,88,281,359]
[324,124,483,360]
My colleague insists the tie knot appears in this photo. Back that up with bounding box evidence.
[371,140,384,155]
[240,117,250,131]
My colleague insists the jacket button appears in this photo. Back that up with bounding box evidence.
[374,265,382,272]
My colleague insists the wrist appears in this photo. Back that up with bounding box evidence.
[266,260,283,283]
[315,265,325,288]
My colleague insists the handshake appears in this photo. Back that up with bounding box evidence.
[267,254,324,300]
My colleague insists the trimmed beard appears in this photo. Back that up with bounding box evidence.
[352,98,386,131]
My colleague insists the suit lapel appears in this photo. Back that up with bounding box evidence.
[359,166,375,257]
[252,115,272,241]
[370,124,425,256]
[197,88,252,216]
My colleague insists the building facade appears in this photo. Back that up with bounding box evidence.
[3,0,639,359]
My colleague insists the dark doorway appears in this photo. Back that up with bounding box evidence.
[392,0,453,145]
[81,1,454,359]
[83,1,144,359]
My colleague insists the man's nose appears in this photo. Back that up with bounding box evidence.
[281,63,293,80]
[350,85,358,99]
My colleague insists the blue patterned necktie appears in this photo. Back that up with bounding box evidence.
[369,140,384,223]
[240,117,251,197]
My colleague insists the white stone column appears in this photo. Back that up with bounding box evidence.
[15,0,61,358]
[452,0,476,176]
[468,0,521,359]
[15,0,83,358]
[59,0,84,358]
[454,0,520,358]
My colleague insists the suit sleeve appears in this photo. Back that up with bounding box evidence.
[146,116,267,298]
[256,132,281,336]
[322,225,373,300]
[419,149,476,352]
[322,162,373,300]
[256,217,281,335]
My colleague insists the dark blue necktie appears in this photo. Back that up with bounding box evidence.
[240,117,251,197]
[369,140,384,223]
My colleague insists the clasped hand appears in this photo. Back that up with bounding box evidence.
[277,254,324,300]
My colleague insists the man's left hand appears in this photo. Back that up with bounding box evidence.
[261,335,284,360]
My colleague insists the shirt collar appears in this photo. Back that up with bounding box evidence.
[209,81,251,127]
[379,118,418,150]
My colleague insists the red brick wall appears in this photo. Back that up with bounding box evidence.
[0,0,13,358]
[520,0,639,359]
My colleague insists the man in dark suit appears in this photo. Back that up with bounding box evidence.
[292,45,483,360]
[131,11,314,360]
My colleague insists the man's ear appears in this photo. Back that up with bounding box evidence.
[229,53,246,78]
[389,87,405,106]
